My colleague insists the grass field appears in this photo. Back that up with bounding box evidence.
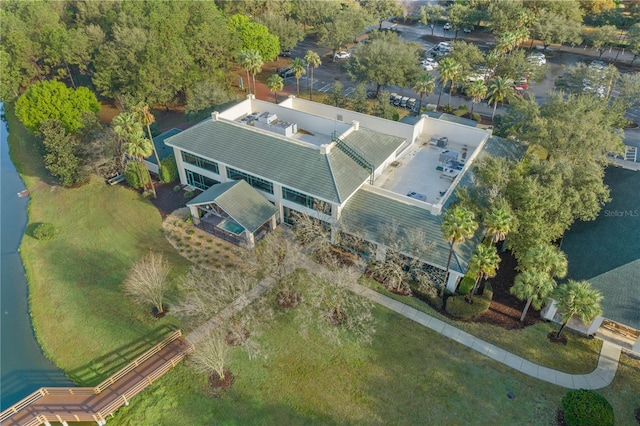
[113,302,640,425]
[7,105,188,384]
[6,104,639,425]
[360,278,603,374]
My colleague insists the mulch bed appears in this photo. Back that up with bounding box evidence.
[473,246,544,329]
[208,370,235,397]
[151,182,190,218]
[415,245,545,329]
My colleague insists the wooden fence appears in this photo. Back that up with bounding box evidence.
[0,330,193,426]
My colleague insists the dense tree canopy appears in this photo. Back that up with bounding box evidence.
[347,31,421,93]
[228,14,280,61]
[15,80,100,134]
[317,3,373,55]
[467,91,625,260]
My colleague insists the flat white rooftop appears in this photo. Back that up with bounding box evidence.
[373,134,473,206]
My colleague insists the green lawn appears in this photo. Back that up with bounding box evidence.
[7,104,188,384]
[113,303,640,425]
[6,104,639,425]
[359,278,603,375]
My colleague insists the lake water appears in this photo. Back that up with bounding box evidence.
[0,104,72,410]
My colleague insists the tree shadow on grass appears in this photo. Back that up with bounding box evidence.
[66,324,178,386]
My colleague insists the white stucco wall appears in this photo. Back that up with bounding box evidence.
[290,97,417,142]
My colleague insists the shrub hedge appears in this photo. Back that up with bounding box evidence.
[446,283,493,319]
[124,161,149,189]
[32,223,57,241]
[458,276,475,296]
[159,155,178,183]
[561,389,614,426]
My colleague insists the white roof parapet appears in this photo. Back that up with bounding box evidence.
[212,111,219,121]
[320,143,333,154]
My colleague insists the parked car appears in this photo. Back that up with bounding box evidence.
[334,51,350,60]
[393,95,403,106]
[422,63,434,71]
[434,41,452,52]
[526,52,546,66]
[589,60,607,70]
[443,23,451,30]
[407,98,416,109]
[400,96,410,108]
[463,26,473,33]
[279,50,292,57]
[421,57,438,68]
[389,92,398,103]
[278,67,295,78]
[511,76,527,89]
[467,72,485,83]
[367,91,377,99]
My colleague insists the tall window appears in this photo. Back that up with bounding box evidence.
[282,187,331,214]
[181,152,219,174]
[186,170,219,190]
[226,167,273,194]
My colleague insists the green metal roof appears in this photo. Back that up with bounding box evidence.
[187,180,277,233]
[340,187,478,273]
[561,167,640,330]
[340,128,405,168]
[148,128,182,166]
[166,119,369,203]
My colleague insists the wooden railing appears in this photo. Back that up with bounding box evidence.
[94,329,184,393]
[0,330,193,426]
[0,390,46,423]
[92,343,193,421]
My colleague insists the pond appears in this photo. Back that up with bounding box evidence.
[0,104,72,410]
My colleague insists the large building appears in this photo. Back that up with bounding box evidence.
[165,95,493,291]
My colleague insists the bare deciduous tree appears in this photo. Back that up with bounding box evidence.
[250,230,306,308]
[299,258,376,346]
[123,251,171,314]
[291,211,333,259]
[191,328,230,381]
[172,267,255,326]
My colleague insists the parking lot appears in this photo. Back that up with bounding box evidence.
[275,20,639,136]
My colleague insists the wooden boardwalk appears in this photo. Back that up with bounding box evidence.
[0,330,193,426]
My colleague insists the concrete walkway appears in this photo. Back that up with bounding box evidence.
[186,278,276,345]
[349,283,622,390]
[182,259,621,390]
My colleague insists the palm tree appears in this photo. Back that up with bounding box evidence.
[238,49,253,93]
[304,50,321,100]
[487,76,515,120]
[440,206,478,297]
[467,244,500,302]
[125,129,156,197]
[248,50,263,96]
[553,280,603,338]
[510,270,557,322]
[132,102,161,173]
[412,73,436,113]
[484,205,513,247]
[437,57,461,109]
[267,74,284,103]
[466,79,487,115]
[518,243,568,280]
[112,112,143,172]
[291,57,306,96]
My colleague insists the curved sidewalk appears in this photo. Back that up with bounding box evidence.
[350,283,621,390]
